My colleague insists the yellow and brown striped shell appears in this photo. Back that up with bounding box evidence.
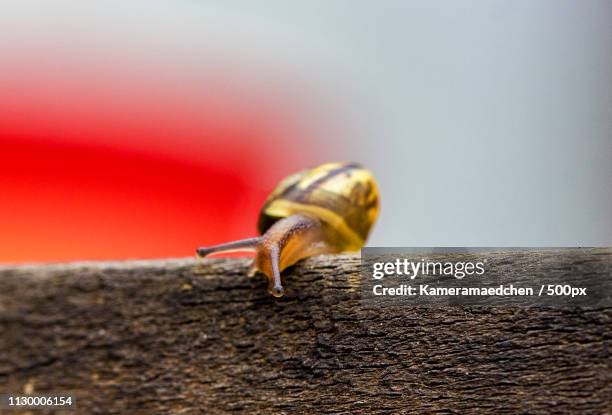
[257,162,379,251]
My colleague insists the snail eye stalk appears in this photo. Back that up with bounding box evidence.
[267,244,284,297]
[196,237,261,257]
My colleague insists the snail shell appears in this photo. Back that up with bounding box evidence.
[257,162,379,250]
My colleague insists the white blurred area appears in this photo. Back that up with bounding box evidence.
[2,0,611,246]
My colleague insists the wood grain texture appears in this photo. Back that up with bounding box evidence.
[0,249,610,414]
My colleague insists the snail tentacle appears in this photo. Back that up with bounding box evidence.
[196,237,261,257]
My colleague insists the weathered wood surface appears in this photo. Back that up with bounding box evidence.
[0,249,610,414]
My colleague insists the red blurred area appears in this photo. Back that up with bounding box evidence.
[0,138,267,262]
[0,61,312,262]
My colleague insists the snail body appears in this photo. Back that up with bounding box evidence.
[197,162,379,297]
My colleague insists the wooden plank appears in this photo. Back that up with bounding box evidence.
[0,249,610,414]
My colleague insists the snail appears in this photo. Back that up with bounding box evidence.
[196,162,379,297]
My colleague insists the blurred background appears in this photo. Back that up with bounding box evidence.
[1,1,610,263]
